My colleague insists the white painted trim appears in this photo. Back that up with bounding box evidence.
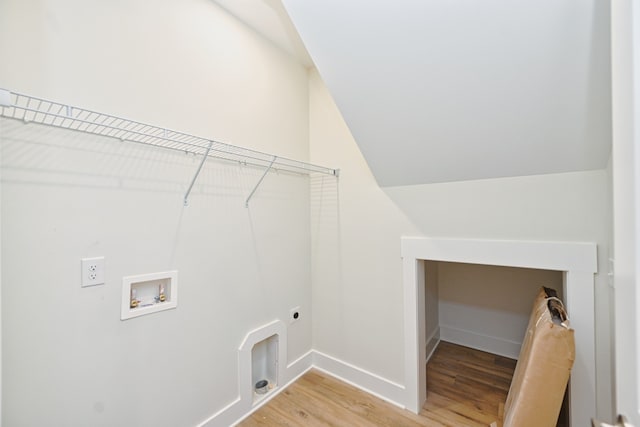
[196,347,408,427]
[286,349,314,379]
[403,257,426,413]
[229,363,314,427]
[439,325,522,360]
[425,327,440,364]
[1,135,3,425]
[237,320,288,408]
[197,360,315,427]
[402,236,597,427]
[401,237,598,273]
[312,351,406,408]
[196,398,242,427]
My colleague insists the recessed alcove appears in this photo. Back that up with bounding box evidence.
[425,261,564,360]
[238,320,287,408]
[251,334,279,403]
[121,271,178,320]
[402,237,597,427]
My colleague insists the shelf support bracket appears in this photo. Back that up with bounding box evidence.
[183,140,213,206]
[245,156,277,208]
[0,88,12,107]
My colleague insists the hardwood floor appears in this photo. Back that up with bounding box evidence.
[239,341,517,427]
[423,341,516,426]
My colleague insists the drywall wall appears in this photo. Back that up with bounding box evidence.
[436,262,563,358]
[0,115,2,423]
[0,1,312,426]
[611,0,640,423]
[308,68,613,419]
[309,71,420,385]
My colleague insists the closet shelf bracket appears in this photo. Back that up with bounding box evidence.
[184,140,214,206]
[246,156,277,208]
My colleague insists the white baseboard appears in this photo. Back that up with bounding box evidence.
[196,349,407,426]
[312,350,406,408]
[197,350,313,427]
[229,357,314,427]
[196,398,242,427]
[439,325,521,359]
[286,349,314,380]
[196,329,520,427]
[425,327,440,364]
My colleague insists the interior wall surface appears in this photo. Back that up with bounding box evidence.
[437,262,563,358]
[611,0,640,423]
[308,68,613,419]
[0,1,312,426]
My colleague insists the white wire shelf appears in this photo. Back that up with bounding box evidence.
[0,88,338,206]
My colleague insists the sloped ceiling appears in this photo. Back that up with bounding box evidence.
[212,0,612,187]
[281,0,611,186]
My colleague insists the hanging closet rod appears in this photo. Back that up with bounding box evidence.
[0,88,338,205]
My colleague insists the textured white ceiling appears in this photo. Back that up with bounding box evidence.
[282,0,612,186]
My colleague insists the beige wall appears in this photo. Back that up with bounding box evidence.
[437,262,563,357]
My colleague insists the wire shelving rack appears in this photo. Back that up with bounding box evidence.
[0,88,338,206]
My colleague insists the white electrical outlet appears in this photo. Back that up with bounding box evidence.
[81,257,105,287]
[289,306,301,324]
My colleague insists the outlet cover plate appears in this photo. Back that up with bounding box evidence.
[81,257,105,287]
[289,306,301,324]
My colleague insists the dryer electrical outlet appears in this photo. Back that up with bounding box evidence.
[81,257,105,287]
[289,306,301,324]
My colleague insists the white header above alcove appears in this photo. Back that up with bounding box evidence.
[401,237,597,427]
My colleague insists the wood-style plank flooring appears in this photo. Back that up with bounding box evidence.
[239,341,517,426]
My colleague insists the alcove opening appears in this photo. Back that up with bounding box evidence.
[401,237,597,427]
[424,261,568,426]
[251,334,279,404]
[425,261,564,361]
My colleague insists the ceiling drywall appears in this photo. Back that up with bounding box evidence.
[211,0,612,186]
[281,0,612,186]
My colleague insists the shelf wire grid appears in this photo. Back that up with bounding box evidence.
[0,90,338,176]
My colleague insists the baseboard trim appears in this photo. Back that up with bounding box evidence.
[197,350,314,427]
[230,361,313,427]
[196,349,407,426]
[286,349,314,379]
[439,325,521,359]
[196,398,242,427]
[425,327,440,364]
[195,330,520,427]
[312,350,406,408]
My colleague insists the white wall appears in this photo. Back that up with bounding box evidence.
[437,262,563,358]
[0,1,312,426]
[0,103,2,423]
[611,0,640,423]
[309,70,420,385]
[309,68,613,419]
